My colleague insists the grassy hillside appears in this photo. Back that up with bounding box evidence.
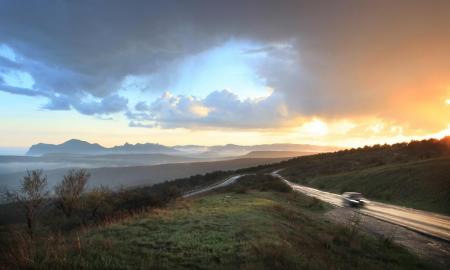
[272,137,450,178]
[282,157,450,215]
[2,176,441,270]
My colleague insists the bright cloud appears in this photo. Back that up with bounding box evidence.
[127,89,289,129]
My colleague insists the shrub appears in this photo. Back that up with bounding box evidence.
[5,170,49,238]
[54,169,90,218]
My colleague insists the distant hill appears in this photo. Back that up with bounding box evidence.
[204,143,340,157]
[27,139,105,155]
[241,151,317,158]
[0,157,289,191]
[26,139,340,156]
[109,143,178,154]
[26,139,177,156]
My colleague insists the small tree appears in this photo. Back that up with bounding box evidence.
[54,168,90,218]
[7,170,49,238]
[82,186,111,219]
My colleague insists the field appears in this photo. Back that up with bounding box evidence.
[281,157,450,215]
[5,178,441,270]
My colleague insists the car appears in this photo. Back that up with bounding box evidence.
[342,192,365,207]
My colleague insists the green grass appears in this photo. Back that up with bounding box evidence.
[282,157,450,215]
[23,189,441,269]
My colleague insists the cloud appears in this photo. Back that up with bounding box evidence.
[129,121,156,128]
[127,89,289,129]
[0,1,449,133]
[71,94,129,115]
[135,101,150,111]
[0,84,43,97]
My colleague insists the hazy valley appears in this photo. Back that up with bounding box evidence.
[0,139,331,191]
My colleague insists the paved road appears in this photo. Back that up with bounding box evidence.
[182,175,245,198]
[271,170,450,242]
[182,170,450,241]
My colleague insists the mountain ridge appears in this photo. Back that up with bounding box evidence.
[26,139,341,156]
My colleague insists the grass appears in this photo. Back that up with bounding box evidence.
[282,157,450,215]
[12,185,442,269]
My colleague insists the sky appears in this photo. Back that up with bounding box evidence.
[0,0,449,151]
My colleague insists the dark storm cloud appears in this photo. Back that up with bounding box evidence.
[0,84,43,97]
[1,0,449,128]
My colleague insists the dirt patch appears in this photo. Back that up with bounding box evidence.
[326,207,450,267]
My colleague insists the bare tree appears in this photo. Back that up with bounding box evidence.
[6,170,49,238]
[54,168,90,218]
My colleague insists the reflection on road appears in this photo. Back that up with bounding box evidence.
[271,170,450,241]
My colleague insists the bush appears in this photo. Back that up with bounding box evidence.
[54,169,90,218]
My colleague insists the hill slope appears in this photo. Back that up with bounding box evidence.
[241,150,316,158]
[282,157,450,215]
[14,189,439,269]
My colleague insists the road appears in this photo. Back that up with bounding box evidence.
[182,171,450,241]
[270,170,450,242]
[182,175,245,198]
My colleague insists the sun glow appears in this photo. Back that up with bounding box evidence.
[300,119,329,136]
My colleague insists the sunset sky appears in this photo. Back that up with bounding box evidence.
[0,0,449,152]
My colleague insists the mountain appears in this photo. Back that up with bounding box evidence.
[26,139,341,156]
[26,139,178,156]
[109,143,177,154]
[27,139,105,155]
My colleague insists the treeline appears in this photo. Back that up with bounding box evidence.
[279,136,450,179]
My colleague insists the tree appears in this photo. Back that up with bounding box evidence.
[82,186,111,219]
[7,170,49,238]
[54,168,90,218]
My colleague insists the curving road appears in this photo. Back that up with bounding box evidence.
[270,170,450,242]
[182,171,450,241]
[182,175,246,198]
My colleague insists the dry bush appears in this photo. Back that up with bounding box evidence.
[55,169,90,218]
[5,170,49,238]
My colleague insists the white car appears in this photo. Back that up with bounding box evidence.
[342,192,366,208]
